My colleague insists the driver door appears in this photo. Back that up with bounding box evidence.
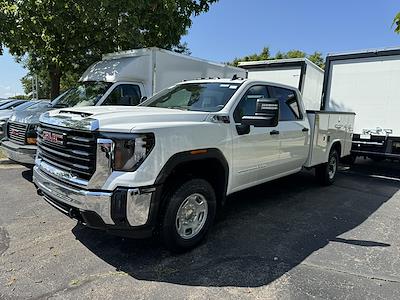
[231,85,281,192]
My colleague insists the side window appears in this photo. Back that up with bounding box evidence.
[268,86,301,121]
[103,84,142,106]
[233,85,269,123]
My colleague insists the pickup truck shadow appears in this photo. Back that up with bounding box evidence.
[72,160,400,287]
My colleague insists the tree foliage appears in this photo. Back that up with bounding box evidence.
[0,0,217,98]
[230,47,325,69]
[394,12,400,33]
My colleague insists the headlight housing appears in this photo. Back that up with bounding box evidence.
[112,133,155,171]
[0,120,6,135]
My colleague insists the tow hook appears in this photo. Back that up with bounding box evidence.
[36,188,43,196]
[68,208,79,219]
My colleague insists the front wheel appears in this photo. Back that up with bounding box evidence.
[160,178,216,253]
[315,149,339,186]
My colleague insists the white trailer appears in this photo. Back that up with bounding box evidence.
[81,47,246,99]
[322,47,400,161]
[238,58,324,111]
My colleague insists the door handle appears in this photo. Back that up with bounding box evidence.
[270,130,280,135]
[302,127,309,132]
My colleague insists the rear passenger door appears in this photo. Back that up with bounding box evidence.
[268,85,310,173]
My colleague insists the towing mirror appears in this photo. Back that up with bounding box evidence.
[241,98,279,127]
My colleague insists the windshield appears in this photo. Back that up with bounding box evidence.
[142,82,241,112]
[51,81,112,108]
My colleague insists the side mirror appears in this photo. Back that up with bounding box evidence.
[241,98,279,127]
[140,96,148,103]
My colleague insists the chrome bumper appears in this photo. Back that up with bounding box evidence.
[33,166,152,227]
[1,140,37,165]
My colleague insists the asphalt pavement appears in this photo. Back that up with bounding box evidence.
[0,159,399,299]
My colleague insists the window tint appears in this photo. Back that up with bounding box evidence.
[233,85,269,123]
[103,84,141,106]
[268,86,301,121]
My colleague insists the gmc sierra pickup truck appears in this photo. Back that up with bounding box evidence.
[33,79,355,252]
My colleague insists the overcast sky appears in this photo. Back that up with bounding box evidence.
[0,0,399,98]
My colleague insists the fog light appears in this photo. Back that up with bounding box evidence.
[27,137,37,145]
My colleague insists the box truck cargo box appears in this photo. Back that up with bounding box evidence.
[239,58,324,111]
[322,47,400,161]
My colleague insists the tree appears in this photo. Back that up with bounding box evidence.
[0,0,217,98]
[394,12,400,33]
[230,47,325,69]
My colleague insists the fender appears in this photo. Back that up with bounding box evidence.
[155,148,229,186]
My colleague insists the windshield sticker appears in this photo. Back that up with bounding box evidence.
[229,85,238,89]
[219,84,230,88]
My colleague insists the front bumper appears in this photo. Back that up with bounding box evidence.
[1,139,37,165]
[33,166,160,238]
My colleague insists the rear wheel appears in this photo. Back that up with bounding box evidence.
[160,178,216,253]
[315,149,339,186]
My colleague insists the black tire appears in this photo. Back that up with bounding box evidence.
[315,149,339,186]
[341,154,356,165]
[160,178,216,253]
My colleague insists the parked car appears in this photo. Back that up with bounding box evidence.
[0,100,49,140]
[33,78,355,252]
[0,99,26,110]
[0,47,245,165]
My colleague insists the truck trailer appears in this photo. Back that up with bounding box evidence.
[239,58,324,111]
[321,47,400,161]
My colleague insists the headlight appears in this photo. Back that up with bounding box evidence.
[0,120,6,135]
[113,133,155,171]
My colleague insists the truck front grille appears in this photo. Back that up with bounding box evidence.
[7,122,28,145]
[37,124,96,181]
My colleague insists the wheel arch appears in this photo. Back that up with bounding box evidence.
[154,148,229,214]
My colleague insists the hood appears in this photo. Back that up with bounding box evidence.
[8,105,54,124]
[0,110,13,121]
[41,106,213,132]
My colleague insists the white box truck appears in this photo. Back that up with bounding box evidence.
[239,58,324,111]
[1,47,245,165]
[321,47,400,161]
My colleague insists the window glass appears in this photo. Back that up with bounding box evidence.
[268,86,301,121]
[52,82,112,108]
[103,84,142,106]
[144,83,240,112]
[233,85,269,123]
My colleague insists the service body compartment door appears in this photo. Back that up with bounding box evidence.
[305,112,330,167]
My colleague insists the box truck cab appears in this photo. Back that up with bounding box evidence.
[1,47,245,165]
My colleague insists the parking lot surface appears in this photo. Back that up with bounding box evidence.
[0,160,400,299]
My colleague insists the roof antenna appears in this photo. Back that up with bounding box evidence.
[231,74,238,80]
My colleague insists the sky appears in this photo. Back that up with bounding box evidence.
[0,0,399,98]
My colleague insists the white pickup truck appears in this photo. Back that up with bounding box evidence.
[33,78,355,252]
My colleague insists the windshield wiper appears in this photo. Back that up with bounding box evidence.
[167,106,189,111]
[52,103,69,108]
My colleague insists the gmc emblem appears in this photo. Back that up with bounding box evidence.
[10,128,22,136]
[42,131,65,146]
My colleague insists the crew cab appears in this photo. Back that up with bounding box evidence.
[33,79,355,252]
